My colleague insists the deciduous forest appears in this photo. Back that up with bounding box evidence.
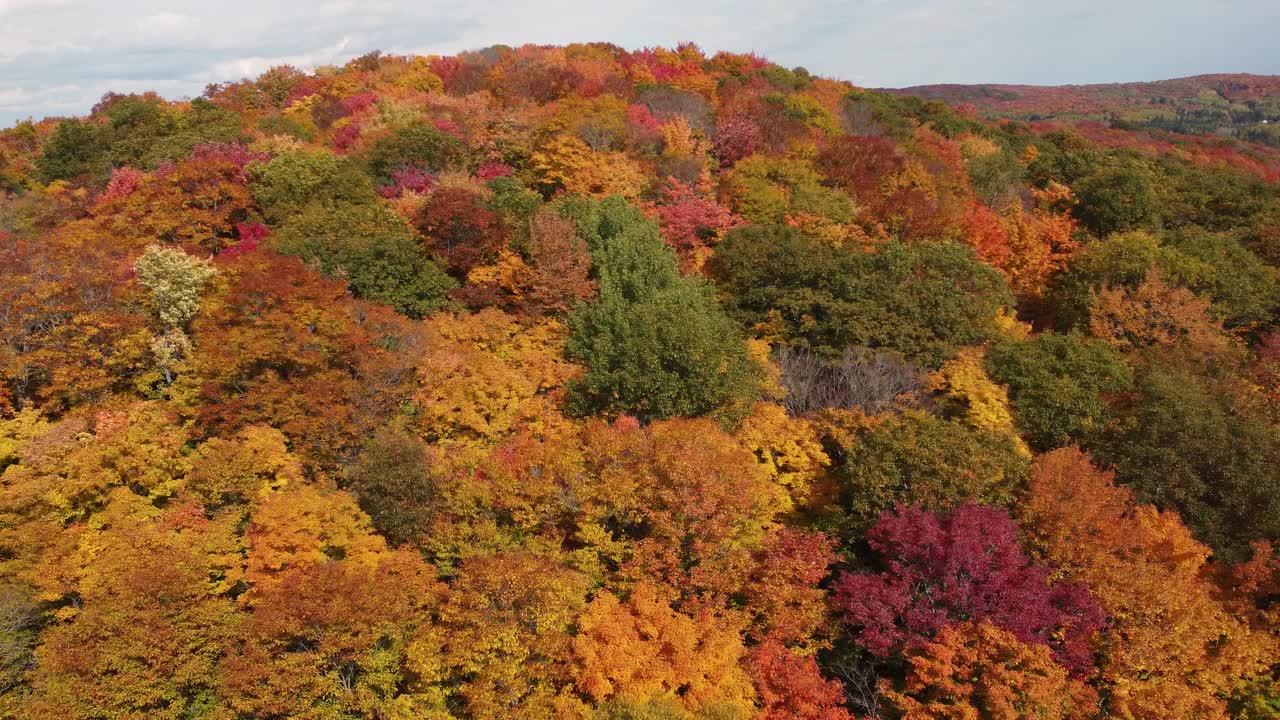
[1,43,1279,719]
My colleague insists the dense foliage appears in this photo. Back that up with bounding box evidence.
[0,43,1278,719]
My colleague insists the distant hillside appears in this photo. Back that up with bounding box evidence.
[890,74,1280,146]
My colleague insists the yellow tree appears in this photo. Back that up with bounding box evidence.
[186,424,302,508]
[21,491,238,720]
[411,551,591,719]
[530,134,647,198]
[926,347,1021,440]
[412,308,579,448]
[733,402,830,512]
[571,582,755,718]
[579,417,786,603]
[221,549,448,719]
[242,484,389,595]
[1028,448,1273,719]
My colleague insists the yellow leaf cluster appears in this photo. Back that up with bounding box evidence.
[926,347,1024,451]
[530,134,648,198]
[734,402,829,511]
[414,309,579,447]
[572,582,755,717]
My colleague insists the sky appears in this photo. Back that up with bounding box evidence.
[2,0,1279,126]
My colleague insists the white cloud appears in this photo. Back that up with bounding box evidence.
[136,11,190,35]
[210,36,356,80]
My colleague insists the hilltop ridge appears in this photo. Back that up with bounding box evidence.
[890,73,1280,145]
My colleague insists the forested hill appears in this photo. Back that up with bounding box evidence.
[1,43,1279,719]
[891,73,1280,147]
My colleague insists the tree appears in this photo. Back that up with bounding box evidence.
[222,549,447,719]
[186,424,302,508]
[414,552,591,718]
[1088,273,1233,357]
[34,119,109,183]
[713,113,762,167]
[131,242,217,381]
[531,135,647,198]
[959,198,1011,269]
[833,503,1103,676]
[825,410,1028,538]
[747,640,852,720]
[344,426,441,547]
[133,245,218,329]
[412,308,578,446]
[571,583,755,717]
[242,484,389,594]
[925,347,1022,440]
[521,207,597,316]
[742,528,837,646]
[1046,229,1205,330]
[647,177,742,271]
[578,417,786,602]
[22,496,237,720]
[190,251,421,472]
[815,135,903,212]
[1071,158,1161,237]
[562,197,763,422]
[0,585,40,697]
[1,224,147,413]
[987,332,1133,450]
[363,121,465,185]
[733,404,830,513]
[1093,365,1280,561]
[881,621,1099,720]
[773,346,926,417]
[1027,448,1274,719]
[250,149,377,223]
[272,200,456,317]
[999,200,1079,303]
[1164,229,1278,331]
[814,130,966,241]
[723,154,852,226]
[709,226,1011,366]
[90,142,261,253]
[415,186,509,275]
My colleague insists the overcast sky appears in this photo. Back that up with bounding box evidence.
[3,0,1279,126]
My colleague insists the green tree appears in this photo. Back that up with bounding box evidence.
[364,121,465,184]
[345,427,442,547]
[1164,228,1278,331]
[1094,365,1280,562]
[1047,230,1203,329]
[987,332,1133,450]
[724,155,852,225]
[710,225,1011,366]
[271,201,455,317]
[1049,228,1278,332]
[1071,158,1161,236]
[561,197,762,422]
[98,95,181,169]
[250,150,377,223]
[34,118,110,182]
[825,410,1028,542]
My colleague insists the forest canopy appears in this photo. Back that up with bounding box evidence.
[1,43,1279,720]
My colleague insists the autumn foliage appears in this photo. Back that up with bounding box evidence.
[1,42,1279,720]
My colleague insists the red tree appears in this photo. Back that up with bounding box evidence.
[747,639,853,720]
[415,187,507,274]
[833,503,1103,675]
